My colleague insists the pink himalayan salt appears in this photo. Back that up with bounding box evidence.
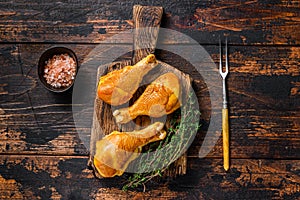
[43,54,76,88]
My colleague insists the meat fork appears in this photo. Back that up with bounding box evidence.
[219,38,229,171]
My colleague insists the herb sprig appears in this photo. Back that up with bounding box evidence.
[123,92,201,191]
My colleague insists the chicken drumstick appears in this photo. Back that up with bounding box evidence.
[97,54,158,106]
[93,122,166,178]
[113,73,181,124]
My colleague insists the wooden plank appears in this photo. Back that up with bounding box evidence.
[0,44,299,159]
[0,0,299,44]
[0,155,299,199]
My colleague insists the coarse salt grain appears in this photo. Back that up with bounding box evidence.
[43,53,76,88]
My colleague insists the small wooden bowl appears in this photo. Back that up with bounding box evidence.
[38,47,78,93]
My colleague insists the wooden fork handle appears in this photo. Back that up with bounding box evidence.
[222,108,230,171]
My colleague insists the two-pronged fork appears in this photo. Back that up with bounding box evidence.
[219,39,229,171]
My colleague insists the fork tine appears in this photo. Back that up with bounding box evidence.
[225,38,228,73]
[219,38,223,75]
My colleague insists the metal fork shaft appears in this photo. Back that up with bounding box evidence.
[222,79,227,109]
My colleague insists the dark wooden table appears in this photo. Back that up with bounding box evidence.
[1,1,299,199]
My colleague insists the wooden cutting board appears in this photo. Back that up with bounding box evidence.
[88,5,193,179]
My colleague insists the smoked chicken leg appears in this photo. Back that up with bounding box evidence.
[93,122,166,178]
[113,73,181,124]
[97,54,158,106]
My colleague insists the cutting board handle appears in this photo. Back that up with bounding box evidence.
[132,5,163,64]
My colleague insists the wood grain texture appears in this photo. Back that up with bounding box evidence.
[0,0,299,44]
[0,155,299,199]
[132,5,163,63]
[0,44,299,159]
[0,1,300,198]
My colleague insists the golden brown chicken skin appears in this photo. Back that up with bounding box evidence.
[113,72,181,124]
[97,54,158,106]
[93,122,166,178]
